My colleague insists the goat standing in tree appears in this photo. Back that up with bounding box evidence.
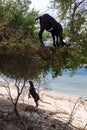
[35,14,66,47]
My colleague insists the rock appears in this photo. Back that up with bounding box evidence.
[51,123,56,128]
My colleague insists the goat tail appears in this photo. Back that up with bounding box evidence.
[35,16,41,21]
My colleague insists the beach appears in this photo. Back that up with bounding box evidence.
[0,81,87,129]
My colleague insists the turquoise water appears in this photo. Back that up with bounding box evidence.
[47,68,87,97]
[0,67,87,97]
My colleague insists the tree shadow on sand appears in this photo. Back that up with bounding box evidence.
[0,96,80,130]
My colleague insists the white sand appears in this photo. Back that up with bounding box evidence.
[0,81,87,129]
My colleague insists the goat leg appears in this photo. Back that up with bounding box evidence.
[52,34,56,47]
[39,30,44,46]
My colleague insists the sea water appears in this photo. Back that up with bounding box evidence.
[0,68,87,98]
[47,68,87,98]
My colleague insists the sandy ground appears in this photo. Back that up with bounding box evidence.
[0,81,87,129]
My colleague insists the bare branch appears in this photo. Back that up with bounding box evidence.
[65,97,82,129]
[68,97,82,123]
[2,77,15,105]
[77,0,86,8]
[69,122,81,130]
[83,124,87,130]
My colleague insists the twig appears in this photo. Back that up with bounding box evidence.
[83,124,87,130]
[69,122,81,130]
[2,77,15,105]
[65,97,82,129]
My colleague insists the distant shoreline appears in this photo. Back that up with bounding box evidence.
[46,74,87,98]
[47,88,87,99]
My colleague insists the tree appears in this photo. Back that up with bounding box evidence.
[50,0,87,50]
[0,0,39,45]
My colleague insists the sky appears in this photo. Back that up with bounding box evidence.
[30,0,57,17]
[30,0,50,13]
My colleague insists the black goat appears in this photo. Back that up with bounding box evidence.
[28,81,39,107]
[35,14,66,47]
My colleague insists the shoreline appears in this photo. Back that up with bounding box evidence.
[47,85,87,99]
[0,81,87,129]
[41,87,87,101]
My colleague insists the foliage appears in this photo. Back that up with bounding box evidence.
[0,0,39,46]
[49,0,87,77]
[0,47,87,80]
[50,0,87,51]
